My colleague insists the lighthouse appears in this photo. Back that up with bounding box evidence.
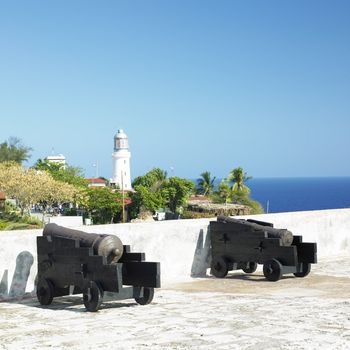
[111,129,132,190]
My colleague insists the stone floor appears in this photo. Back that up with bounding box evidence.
[1,259,349,350]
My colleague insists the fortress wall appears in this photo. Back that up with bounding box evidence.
[0,208,349,300]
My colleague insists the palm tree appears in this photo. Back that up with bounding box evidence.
[132,167,167,189]
[217,179,231,205]
[150,168,167,192]
[0,137,32,164]
[228,167,252,195]
[196,171,216,196]
[151,168,167,182]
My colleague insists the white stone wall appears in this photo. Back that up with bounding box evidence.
[0,208,349,300]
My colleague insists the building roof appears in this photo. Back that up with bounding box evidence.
[114,129,128,139]
[85,178,107,184]
[124,198,132,205]
[0,191,6,200]
[46,154,66,160]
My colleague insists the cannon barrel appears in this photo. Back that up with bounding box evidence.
[43,223,124,263]
[217,216,294,246]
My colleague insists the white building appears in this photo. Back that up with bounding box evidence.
[111,129,132,190]
[45,154,66,169]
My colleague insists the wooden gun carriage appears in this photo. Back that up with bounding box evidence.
[210,216,317,281]
[36,224,160,311]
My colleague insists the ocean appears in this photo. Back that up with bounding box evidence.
[212,177,350,213]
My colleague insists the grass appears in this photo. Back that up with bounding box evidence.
[0,218,43,231]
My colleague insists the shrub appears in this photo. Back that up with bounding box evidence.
[24,216,43,227]
[63,208,78,216]
[231,194,264,215]
[0,220,8,230]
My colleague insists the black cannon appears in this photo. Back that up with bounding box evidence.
[36,224,160,311]
[210,216,317,281]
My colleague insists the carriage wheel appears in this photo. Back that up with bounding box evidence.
[263,259,282,281]
[37,278,54,305]
[135,287,154,305]
[242,262,258,274]
[211,256,229,278]
[293,262,311,278]
[83,281,103,312]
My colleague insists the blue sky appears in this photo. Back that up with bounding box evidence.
[0,0,349,179]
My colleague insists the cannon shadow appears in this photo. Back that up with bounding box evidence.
[32,296,140,313]
[0,251,35,301]
[190,227,211,278]
[205,273,296,282]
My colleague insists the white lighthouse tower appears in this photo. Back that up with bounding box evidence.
[112,129,132,190]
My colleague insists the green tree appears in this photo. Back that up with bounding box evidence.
[130,168,193,218]
[217,179,231,204]
[228,166,252,195]
[196,171,216,196]
[130,168,168,217]
[132,167,167,189]
[130,184,166,217]
[34,158,63,172]
[84,187,122,224]
[0,137,32,164]
[33,158,87,188]
[231,193,264,214]
[162,177,194,213]
[227,167,263,214]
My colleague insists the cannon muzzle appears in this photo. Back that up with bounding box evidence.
[43,223,124,263]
